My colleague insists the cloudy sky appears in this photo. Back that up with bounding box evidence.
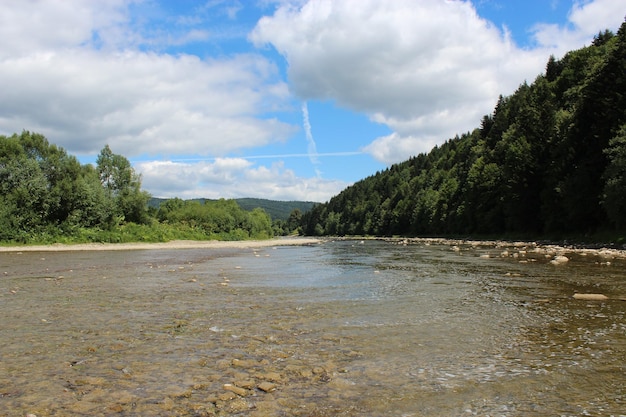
[1,0,623,202]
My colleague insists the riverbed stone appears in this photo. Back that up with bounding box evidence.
[216,359,231,369]
[218,391,238,401]
[188,403,216,416]
[232,358,258,368]
[159,397,175,410]
[257,381,277,392]
[550,255,569,265]
[312,366,326,375]
[167,386,192,398]
[74,376,106,386]
[234,379,256,389]
[223,383,249,397]
[573,293,608,300]
[284,363,313,378]
[226,397,250,413]
[107,404,124,413]
[233,371,250,379]
[257,371,282,382]
[109,391,135,404]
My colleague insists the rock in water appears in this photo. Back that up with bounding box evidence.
[257,382,276,393]
[550,255,569,265]
[573,293,608,301]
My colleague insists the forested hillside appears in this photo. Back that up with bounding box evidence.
[302,22,626,238]
[234,198,315,221]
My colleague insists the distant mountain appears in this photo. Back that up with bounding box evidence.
[234,198,316,220]
[149,197,316,221]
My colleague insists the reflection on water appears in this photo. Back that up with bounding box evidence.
[1,240,625,416]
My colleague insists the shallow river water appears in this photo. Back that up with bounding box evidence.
[1,239,625,416]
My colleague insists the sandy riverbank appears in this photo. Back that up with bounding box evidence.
[2,236,625,259]
[0,237,322,252]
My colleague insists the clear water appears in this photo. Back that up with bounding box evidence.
[1,240,625,416]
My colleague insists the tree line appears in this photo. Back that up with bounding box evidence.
[0,132,277,243]
[301,22,626,239]
[149,196,311,236]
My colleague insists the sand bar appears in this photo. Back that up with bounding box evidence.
[0,237,322,252]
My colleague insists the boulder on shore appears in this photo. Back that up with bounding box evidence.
[550,255,569,265]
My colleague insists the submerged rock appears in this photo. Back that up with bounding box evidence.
[223,383,248,397]
[257,381,277,392]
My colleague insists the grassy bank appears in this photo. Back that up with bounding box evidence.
[0,222,273,247]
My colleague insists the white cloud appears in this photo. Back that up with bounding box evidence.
[363,133,441,165]
[531,0,625,51]
[252,0,624,164]
[0,0,334,201]
[0,49,294,157]
[137,158,347,201]
[2,0,622,203]
[0,0,295,159]
[568,0,624,37]
[0,0,129,58]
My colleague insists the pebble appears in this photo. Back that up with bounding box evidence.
[218,391,238,401]
[550,255,569,265]
[573,293,608,301]
[258,371,282,382]
[223,383,248,397]
[257,381,277,392]
[234,379,256,389]
[232,358,257,368]
[225,398,250,413]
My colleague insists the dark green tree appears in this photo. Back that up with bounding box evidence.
[96,145,151,224]
[0,131,119,240]
[602,124,626,229]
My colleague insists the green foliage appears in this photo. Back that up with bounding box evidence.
[301,20,626,238]
[273,208,304,236]
[156,198,274,240]
[0,131,114,241]
[153,197,312,237]
[603,124,626,229]
[0,133,275,245]
[97,144,151,225]
[150,197,315,221]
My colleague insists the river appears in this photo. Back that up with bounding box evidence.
[1,239,625,416]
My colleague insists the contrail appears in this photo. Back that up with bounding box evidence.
[161,151,362,163]
[301,101,322,177]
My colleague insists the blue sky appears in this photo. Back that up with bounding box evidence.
[0,0,623,202]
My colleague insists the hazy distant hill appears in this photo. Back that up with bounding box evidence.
[149,197,316,221]
[234,198,316,220]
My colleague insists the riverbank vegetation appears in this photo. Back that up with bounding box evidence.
[301,22,626,243]
[0,132,278,244]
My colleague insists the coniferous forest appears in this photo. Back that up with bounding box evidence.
[301,22,626,239]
